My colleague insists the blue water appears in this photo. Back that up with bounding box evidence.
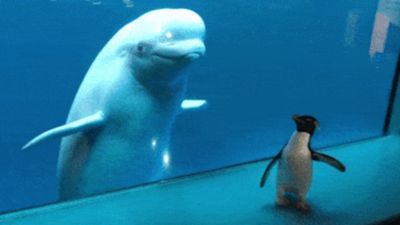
[0,0,399,213]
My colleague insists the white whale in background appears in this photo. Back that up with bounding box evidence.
[23,8,207,200]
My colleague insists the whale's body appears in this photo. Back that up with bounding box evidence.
[23,9,206,199]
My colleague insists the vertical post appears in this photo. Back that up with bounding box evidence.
[384,53,400,134]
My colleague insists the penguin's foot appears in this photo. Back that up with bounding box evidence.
[295,201,311,213]
[275,196,291,207]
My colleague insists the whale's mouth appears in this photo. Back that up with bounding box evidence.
[153,51,203,61]
[183,52,202,60]
[152,39,205,62]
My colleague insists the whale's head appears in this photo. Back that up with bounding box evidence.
[110,9,206,86]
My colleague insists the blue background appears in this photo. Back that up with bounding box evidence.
[0,0,399,213]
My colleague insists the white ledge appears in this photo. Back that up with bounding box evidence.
[1,135,400,225]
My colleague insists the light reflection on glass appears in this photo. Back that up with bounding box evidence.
[165,31,173,39]
[151,137,157,151]
[369,0,400,57]
[122,0,134,8]
[344,10,360,47]
[162,151,170,168]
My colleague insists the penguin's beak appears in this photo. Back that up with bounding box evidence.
[314,121,320,130]
[292,114,300,123]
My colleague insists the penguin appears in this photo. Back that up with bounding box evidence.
[259,114,346,212]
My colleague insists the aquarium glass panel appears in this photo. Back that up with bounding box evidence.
[0,0,399,213]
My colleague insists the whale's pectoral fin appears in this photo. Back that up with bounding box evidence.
[22,111,106,150]
[180,99,208,112]
[311,151,346,172]
[260,147,283,188]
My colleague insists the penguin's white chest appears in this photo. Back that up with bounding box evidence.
[277,132,313,194]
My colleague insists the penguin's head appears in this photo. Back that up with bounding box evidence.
[292,114,319,135]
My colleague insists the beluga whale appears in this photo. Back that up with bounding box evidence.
[23,8,207,200]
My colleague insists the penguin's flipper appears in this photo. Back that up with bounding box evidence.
[311,151,346,172]
[260,148,283,188]
[180,99,208,112]
[22,111,106,150]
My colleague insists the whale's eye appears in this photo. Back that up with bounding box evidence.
[137,44,144,53]
[135,42,153,56]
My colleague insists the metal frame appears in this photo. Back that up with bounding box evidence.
[384,53,400,134]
